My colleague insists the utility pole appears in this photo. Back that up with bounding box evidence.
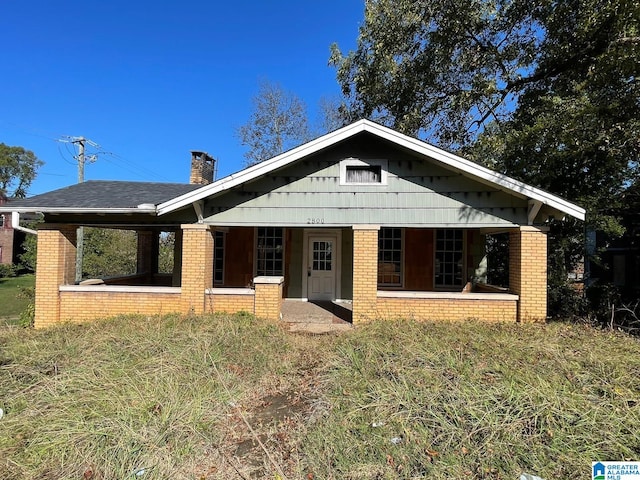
[59,136,99,283]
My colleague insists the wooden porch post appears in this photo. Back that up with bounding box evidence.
[180,224,214,314]
[509,226,549,322]
[136,230,159,280]
[352,225,379,324]
[34,224,77,328]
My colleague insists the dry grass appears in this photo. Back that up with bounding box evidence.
[1,314,639,479]
[0,313,326,479]
[300,320,640,479]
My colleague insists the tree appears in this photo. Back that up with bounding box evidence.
[237,80,311,166]
[82,228,137,278]
[331,0,639,151]
[0,143,43,198]
[332,0,640,316]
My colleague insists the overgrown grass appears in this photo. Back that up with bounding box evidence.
[301,320,640,479]
[0,274,35,325]
[1,315,639,479]
[0,313,320,479]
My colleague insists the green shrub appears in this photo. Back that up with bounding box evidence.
[17,285,35,328]
[0,263,17,278]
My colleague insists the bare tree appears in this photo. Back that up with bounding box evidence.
[237,80,311,166]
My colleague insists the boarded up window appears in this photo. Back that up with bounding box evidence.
[256,227,284,276]
[378,227,402,286]
[345,165,382,183]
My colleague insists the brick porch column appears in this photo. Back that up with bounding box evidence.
[254,276,284,321]
[352,225,379,324]
[180,224,213,314]
[509,226,548,322]
[34,224,77,328]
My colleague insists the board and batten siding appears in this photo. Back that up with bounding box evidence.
[201,139,528,227]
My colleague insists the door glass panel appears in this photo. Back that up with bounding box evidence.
[312,241,332,271]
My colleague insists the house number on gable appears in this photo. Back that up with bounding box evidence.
[306,217,325,224]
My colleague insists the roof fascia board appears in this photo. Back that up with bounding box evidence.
[1,207,157,215]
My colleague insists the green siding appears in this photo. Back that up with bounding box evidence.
[202,136,528,227]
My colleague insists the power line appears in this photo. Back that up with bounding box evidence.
[58,136,100,283]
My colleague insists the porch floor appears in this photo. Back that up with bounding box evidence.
[281,300,353,334]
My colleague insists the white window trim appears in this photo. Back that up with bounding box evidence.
[434,229,467,291]
[339,158,388,186]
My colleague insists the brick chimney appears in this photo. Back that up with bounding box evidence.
[190,151,215,185]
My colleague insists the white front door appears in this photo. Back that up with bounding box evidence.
[307,236,336,301]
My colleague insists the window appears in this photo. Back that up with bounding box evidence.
[0,214,4,228]
[214,231,225,285]
[346,165,381,183]
[256,227,284,276]
[340,158,388,185]
[378,228,402,286]
[435,229,464,288]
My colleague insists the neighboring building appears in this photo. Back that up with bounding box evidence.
[590,182,640,295]
[0,120,585,328]
[0,194,26,266]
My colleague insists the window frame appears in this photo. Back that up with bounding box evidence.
[339,158,388,186]
[434,229,466,290]
[377,227,404,288]
[213,230,225,286]
[254,227,285,277]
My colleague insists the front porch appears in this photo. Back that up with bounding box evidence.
[33,221,546,328]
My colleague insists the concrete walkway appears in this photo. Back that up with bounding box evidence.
[281,300,353,334]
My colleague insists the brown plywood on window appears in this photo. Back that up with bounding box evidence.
[224,227,254,287]
[404,228,434,291]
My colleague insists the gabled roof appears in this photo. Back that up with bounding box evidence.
[157,119,585,221]
[3,181,200,214]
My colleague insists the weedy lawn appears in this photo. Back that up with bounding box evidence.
[0,274,34,325]
[1,314,639,479]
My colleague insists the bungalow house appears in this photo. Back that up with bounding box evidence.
[1,120,585,328]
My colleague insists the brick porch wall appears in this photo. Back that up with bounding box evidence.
[254,276,284,321]
[509,226,548,322]
[377,296,518,322]
[60,288,181,322]
[206,291,255,314]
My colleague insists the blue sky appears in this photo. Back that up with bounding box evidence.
[1,1,363,196]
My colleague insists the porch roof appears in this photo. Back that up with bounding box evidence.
[1,181,200,214]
